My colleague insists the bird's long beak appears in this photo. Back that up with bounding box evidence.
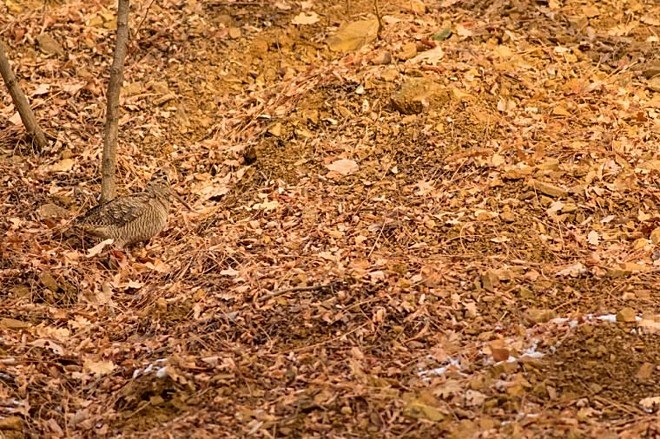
[172,191,193,211]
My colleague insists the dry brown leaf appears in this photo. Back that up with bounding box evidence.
[292,12,319,25]
[326,158,359,176]
[49,159,75,173]
[640,396,660,412]
[327,19,379,52]
[86,239,114,257]
[556,262,587,277]
[83,358,116,377]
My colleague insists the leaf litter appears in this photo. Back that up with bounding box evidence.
[1,0,660,437]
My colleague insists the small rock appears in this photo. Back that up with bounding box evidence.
[616,307,636,323]
[397,42,417,60]
[489,340,509,362]
[228,27,242,39]
[501,208,515,223]
[525,308,556,324]
[380,67,399,82]
[371,50,392,65]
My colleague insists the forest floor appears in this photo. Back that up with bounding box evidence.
[1,0,660,437]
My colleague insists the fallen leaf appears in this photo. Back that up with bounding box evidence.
[582,5,600,17]
[254,200,280,211]
[414,180,433,195]
[220,267,239,277]
[464,390,486,407]
[32,84,50,96]
[83,358,116,377]
[86,239,114,257]
[409,46,444,65]
[9,112,22,125]
[274,1,292,10]
[29,339,64,355]
[552,105,571,116]
[404,398,446,422]
[126,280,143,289]
[62,82,85,95]
[641,15,660,26]
[455,23,473,38]
[556,262,587,277]
[291,12,319,25]
[528,180,568,198]
[638,317,660,334]
[327,19,379,52]
[640,396,660,413]
[0,318,30,330]
[50,158,75,173]
[326,158,359,176]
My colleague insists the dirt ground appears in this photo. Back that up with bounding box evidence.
[1,0,660,437]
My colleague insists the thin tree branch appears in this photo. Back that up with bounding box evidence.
[0,40,48,150]
[101,0,131,203]
[374,0,383,39]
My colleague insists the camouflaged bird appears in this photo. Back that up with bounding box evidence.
[75,170,174,248]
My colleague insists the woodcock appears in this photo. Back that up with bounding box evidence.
[75,170,187,248]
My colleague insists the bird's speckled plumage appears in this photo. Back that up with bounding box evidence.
[76,170,171,247]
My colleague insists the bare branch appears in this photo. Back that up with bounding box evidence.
[0,40,48,150]
[374,0,383,39]
[101,0,131,203]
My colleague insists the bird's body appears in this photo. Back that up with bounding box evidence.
[76,171,171,248]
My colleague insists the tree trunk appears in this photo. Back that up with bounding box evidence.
[101,0,130,203]
[0,40,48,150]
